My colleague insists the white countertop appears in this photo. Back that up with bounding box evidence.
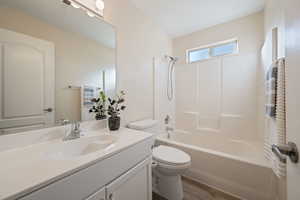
[0,128,153,200]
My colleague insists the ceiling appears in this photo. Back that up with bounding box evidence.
[0,0,116,48]
[129,0,266,38]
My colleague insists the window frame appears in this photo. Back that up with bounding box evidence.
[186,38,239,64]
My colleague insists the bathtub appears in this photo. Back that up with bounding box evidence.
[156,131,275,200]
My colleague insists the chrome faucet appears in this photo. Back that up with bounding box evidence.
[164,115,174,139]
[56,119,70,126]
[63,121,81,141]
[165,126,174,139]
[166,126,174,132]
[164,115,171,125]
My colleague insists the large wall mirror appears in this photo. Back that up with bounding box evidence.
[0,0,116,135]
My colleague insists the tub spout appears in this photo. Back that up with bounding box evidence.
[166,126,174,139]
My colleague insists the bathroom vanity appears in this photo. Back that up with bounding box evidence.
[0,124,153,200]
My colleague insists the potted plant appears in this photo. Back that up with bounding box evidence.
[107,91,126,131]
[89,91,107,120]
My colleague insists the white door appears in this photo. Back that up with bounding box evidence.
[285,0,300,199]
[0,28,55,134]
[106,159,152,200]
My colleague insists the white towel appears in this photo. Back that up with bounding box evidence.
[264,58,286,178]
[81,86,100,121]
[265,63,277,118]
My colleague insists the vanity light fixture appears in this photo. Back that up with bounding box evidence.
[62,0,71,6]
[62,0,104,18]
[71,1,80,9]
[95,0,105,10]
[86,11,96,18]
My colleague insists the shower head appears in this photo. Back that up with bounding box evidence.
[172,57,179,62]
[165,55,178,101]
[165,55,179,63]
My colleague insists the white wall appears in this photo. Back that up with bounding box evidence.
[173,12,264,142]
[262,0,286,199]
[100,0,174,127]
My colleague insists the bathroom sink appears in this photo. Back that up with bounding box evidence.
[43,135,118,160]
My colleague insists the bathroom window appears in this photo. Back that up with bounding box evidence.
[189,48,210,63]
[187,39,238,63]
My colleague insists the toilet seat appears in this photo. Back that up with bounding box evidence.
[155,160,191,170]
[153,145,191,166]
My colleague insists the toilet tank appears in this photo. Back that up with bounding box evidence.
[127,119,160,134]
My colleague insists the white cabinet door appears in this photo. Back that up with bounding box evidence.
[0,28,55,135]
[106,158,152,200]
[86,187,106,200]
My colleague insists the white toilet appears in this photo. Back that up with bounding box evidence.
[128,119,191,200]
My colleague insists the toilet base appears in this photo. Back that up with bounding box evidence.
[153,169,184,200]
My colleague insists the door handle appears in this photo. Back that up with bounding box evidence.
[272,142,299,164]
[43,108,53,113]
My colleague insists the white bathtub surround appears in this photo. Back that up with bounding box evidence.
[173,12,265,142]
[156,131,275,200]
[264,58,287,178]
[170,14,272,198]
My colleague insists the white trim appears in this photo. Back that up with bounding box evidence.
[272,27,278,61]
[186,38,239,64]
[196,128,220,133]
[188,38,239,52]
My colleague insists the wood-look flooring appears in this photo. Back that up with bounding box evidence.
[153,176,241,200]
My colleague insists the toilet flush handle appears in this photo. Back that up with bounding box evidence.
[152,160,158,169]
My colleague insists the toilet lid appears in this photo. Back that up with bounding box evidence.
[153,145,191,165]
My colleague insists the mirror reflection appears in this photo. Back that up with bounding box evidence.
[0,0,116,134]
